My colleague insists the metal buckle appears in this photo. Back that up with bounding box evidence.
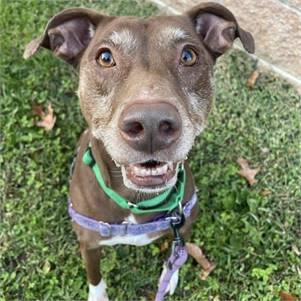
[178,202,183,214]
[121,221,129,236]
[99,221,112,237]
[127,201,138,208]
[169,203,185,246]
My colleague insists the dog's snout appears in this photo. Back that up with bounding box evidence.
[119,102,181,153]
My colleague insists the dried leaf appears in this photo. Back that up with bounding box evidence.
[186,242,215,280]
[32,104,44,117]
[36,103,56,131]
[199,269,211,280]
[237,157,261,186]
[260,189,272,197]
[247,70,259,89]
[279,291,297,301]
[160,240,169,253]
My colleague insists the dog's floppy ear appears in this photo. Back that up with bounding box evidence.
[23,8,108,66]
[186,2,255,59]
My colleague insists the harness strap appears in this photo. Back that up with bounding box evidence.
[68,192,197,237]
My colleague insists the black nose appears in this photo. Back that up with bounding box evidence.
[119,102,182,153]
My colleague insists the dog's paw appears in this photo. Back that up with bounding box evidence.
[88,279,109,301]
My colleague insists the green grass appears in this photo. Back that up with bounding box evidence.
[1,0,300,300]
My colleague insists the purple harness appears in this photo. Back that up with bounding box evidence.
[68,192,197,300]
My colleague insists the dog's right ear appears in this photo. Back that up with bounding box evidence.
[186,2,255,59]
[23,8,108,66]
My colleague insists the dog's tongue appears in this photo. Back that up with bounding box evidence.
[125,161,175,187]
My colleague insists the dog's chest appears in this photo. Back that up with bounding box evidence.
[98,214,161,246]
[99,233,159,246]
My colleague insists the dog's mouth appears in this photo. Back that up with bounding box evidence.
[122,160,179,191]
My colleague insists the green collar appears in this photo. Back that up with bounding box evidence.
[82,147,186,215]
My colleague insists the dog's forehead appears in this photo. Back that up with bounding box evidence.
[93,15,195,49]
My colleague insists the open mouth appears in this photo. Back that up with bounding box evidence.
[123,160,178,188]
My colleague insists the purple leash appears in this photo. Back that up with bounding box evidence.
[155,243,188,301]
[155,204,188,301]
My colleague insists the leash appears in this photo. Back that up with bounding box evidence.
[69,145,196,300]
[82,146,186,214]
[155,204,188,301]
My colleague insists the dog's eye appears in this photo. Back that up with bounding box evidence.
[180,48,197,66]
[96,49,116,68]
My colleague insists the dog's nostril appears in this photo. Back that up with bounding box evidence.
[159,120,174,136]
[124,121,144,137]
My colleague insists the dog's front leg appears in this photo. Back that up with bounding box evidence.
[80,242,109,301]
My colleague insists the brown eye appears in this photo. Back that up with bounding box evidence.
[96,49,115,67]
[180,47,197,66]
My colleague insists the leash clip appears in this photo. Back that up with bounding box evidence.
[170,204,185,247]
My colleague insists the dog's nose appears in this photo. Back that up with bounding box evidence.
[119,102,181,153]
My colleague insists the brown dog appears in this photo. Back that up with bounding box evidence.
[24,2,254,300]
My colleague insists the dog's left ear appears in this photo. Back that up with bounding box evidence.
[186,2,255,59]
[23,8,108,66]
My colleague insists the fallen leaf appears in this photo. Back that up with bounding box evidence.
[186,242,216,280]
[260,189,272,197]
[246,70,259,89]
[32,104,44,117]
[237,157,261,186]
[160,240,169,253]
[279,290,298,301]
[36,103,56,131]
[199,268,213,281]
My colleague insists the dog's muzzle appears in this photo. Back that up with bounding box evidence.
[118,101,182,189]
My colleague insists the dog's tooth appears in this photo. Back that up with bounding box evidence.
[133,166,139,174]
[161,164,168,174]
[140,168,148,176]
[151,168,157,176]
[156,166,163,175]
[152,164,168,176]
[141,168,146,176]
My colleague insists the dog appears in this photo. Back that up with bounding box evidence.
[24,2,254,300]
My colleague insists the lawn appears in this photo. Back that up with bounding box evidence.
[1,0,300,300]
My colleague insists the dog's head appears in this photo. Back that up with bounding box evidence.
[24,2,254,193]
